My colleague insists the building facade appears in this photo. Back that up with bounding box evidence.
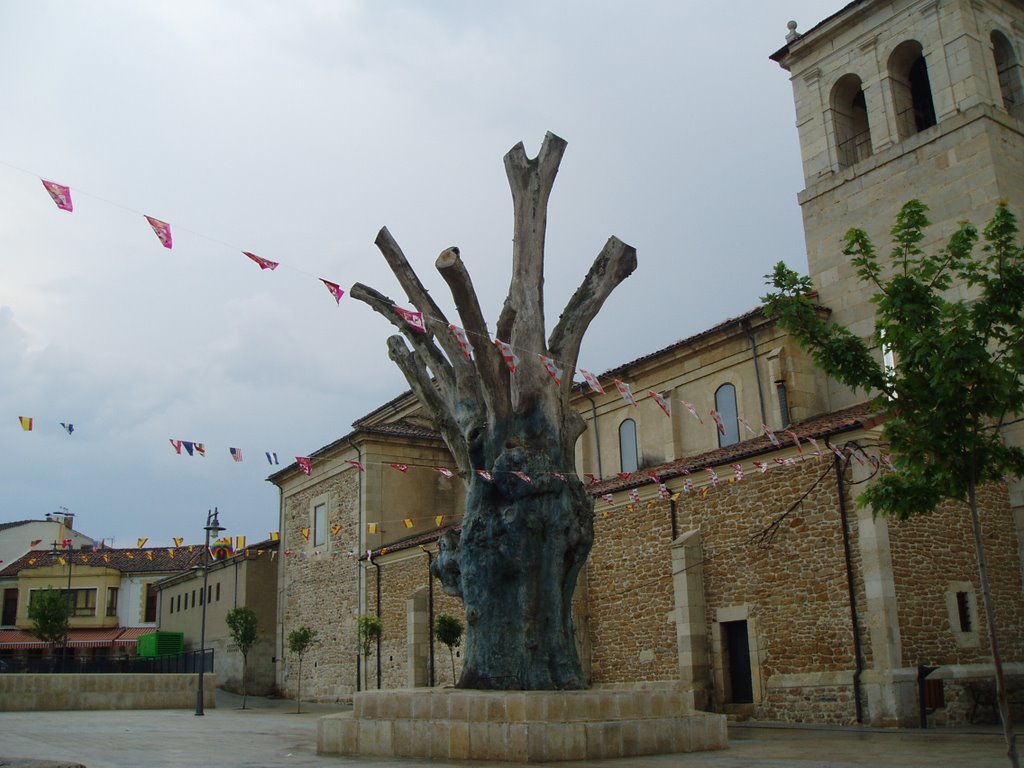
[156,539,279,696]
[271,0,1024,728]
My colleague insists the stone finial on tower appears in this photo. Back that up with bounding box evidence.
[785,20,800,43]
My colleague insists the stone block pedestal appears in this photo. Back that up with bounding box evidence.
[318,688,727,762]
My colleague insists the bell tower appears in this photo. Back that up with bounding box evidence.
[772,0,1024,410]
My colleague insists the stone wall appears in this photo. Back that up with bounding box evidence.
[366,548,466,690]
[887,482,1023,668]
[0,673,214,711]
[585,498,678,684]
[279,467,361,702]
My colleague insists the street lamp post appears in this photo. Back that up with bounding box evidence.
[195,507,225,716]
[48,539,74,672]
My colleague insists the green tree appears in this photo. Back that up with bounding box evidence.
[764,199,1024,768]
[357,615,383,688]
[225,606,259,709]
[434,613,463,685]
[28,588,69,654]
[287,626,317,714]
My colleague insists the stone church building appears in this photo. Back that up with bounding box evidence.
[270,0,1024,728]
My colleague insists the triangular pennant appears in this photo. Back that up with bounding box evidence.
[297,457,312,476]
[578,369,605,394]
[494,339,519,373]
[320,279,345,304]
[346,459,365,472]
[145,215,173,249]
[403,518,415,529]
[614,379,637,407]
[390,463,409,473]
[433,466,454,478]
[266,452,279,465]
[18,416,33,431]
[475,469,493,482]
[229,447,243,462]
[243,251,279,271]
[434,515,444,527]
[649,391,671,417]
[137,538,148,548]
[60,422,74,435]
[394,305,426,332]
[41,179,73,212]
[448,325,473,359]
[173,537,184,547]
[538,354,564,387]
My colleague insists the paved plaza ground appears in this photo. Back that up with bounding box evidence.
[0,690,1015,767]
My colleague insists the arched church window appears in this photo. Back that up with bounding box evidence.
[831,74,873,168]
[992,30,1023,116]
[618,418,638,474]
[889,40,936,138]
[714,384,740,448]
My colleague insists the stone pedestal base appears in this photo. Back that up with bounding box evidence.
[318,688,727,762]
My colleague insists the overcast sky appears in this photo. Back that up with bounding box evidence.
[0,1,832,549]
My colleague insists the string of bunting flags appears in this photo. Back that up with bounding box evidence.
[19,533,283,565]
[15,166,1022,524]
[18,166,784,440]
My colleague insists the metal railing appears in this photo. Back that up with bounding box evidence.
[0,648,213,675]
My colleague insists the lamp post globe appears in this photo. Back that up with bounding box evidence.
[195,507,225,716]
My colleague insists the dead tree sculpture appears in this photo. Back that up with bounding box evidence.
[350,133,637,690]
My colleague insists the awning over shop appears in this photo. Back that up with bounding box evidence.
[0,627,153,649]
[113,627,151,644]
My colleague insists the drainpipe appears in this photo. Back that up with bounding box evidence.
[835,455,865,724]
[743,321,768,426]
[355,444,364,694]
[422,547,435,687]
[373,557,382,690]
[669,496,678,541]
[584,392,604,478]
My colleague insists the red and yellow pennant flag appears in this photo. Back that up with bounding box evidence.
[403,518,415,529]
[270,531,280,541]
[235,536,246,549]
[167,549,176,558]
[173,537,183,547]
[434,515,444,527]
[18,416,33,431]
[137,538,148,548]
[331,523,342,536]
[367,523,378,534]
[300,527,310,541]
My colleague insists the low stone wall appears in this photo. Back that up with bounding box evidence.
[0,673,216,712]
[319,688,726,762]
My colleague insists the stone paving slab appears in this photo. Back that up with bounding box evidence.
[0,690,1015,767]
